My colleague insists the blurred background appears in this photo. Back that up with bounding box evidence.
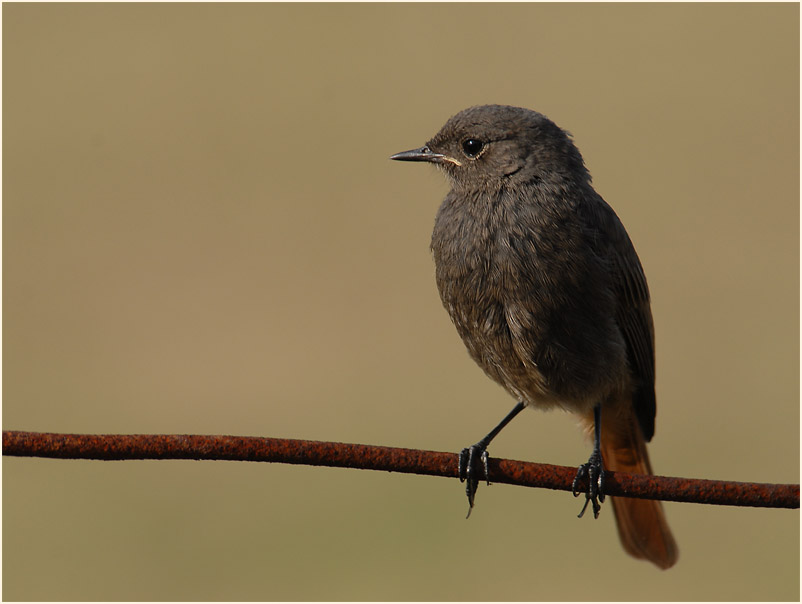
[3,3,798,601]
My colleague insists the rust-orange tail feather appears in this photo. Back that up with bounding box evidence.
[597,405,679,569]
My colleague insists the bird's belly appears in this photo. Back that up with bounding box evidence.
[443,294,585,412]
[439,272,625,415]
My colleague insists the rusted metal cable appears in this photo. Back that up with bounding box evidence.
[3,430,798,509]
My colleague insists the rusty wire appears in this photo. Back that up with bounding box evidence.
[3,430,798,509]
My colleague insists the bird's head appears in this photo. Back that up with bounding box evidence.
[391,104,590,190]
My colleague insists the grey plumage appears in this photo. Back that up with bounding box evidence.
[427,105,654,435]
[391,104,677,568]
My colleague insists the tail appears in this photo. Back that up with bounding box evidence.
[595,405,679,569]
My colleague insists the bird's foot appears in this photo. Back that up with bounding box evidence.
[572,449,606,519]
[459,443,491,518]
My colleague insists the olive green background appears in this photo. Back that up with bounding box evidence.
[3,3,799,601]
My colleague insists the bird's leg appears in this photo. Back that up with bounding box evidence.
[572,403,606,518]
[460,400,526,518]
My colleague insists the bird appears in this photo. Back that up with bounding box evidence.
[390,104,678,569]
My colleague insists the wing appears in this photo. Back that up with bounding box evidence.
[599,204,657,442]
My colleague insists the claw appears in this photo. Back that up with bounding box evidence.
[572,450,606,519]
[480,449,490,485]
[459,444,491,517]
[456,401,526,518]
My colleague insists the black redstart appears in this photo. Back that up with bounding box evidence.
[391,104,678,569]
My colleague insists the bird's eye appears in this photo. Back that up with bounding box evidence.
[461,139,485,158]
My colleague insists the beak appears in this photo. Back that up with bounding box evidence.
[390,145,459,165]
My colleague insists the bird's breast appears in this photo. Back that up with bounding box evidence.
[429,187,628,410]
